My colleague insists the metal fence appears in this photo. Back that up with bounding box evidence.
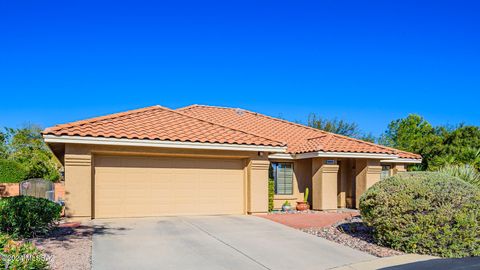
[19,178,55,201]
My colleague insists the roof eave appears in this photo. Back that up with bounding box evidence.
[43,134,287,153]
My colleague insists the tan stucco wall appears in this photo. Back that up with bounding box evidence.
[268,158,411,211]
[247,159,270,214]
[355,159,381,208]
[272,158,312,209]
[63,143,270,219]
[311,158,339,210]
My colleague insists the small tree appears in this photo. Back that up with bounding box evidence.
[1,125,61,181]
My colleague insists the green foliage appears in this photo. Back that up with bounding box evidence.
[379,114,480,170]
[268,178,274,211]
[360,172,480,258]
[0,233,49,269]
[438,164,480,188]
[308,114,360,137]
[0,131,7,159]
[1,125,60,181]
[0,160,28,183]
[308,113,363,138]
[0,196,62,238]
[306,114,377,142]
[304,187,309,202]
[282,200,291,207]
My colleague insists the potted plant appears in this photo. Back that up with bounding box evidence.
[296,187,310,211]
[281,200,292,212]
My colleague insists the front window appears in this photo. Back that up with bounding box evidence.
[381,165,391,180]
[270,162,293,195]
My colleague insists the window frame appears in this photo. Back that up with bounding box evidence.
[271,162,294,195]
[381,165,392,180]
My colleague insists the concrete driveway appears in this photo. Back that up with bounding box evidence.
[92,215,374,270]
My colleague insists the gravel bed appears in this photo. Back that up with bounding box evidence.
[301,216,404,257]
[32,222,93,270]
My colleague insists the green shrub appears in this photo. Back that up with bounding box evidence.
[268,178,274,211]
[0,196,62,238]
[437,164,480,188]
[360,172,480,258]
[0,233,49,269]
[0,159,28,183]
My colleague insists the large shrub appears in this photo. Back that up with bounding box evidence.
[0,233,49,269]
[360,172,480,258]
[0,196,62,238]
[0,159,28,183]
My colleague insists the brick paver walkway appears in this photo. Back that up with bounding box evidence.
[259,211,359,229]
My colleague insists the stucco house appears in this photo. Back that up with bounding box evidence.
[43,105,421,219]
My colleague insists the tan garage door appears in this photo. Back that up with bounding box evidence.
[94,155,245,218]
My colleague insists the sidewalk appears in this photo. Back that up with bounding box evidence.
[333,254,480,270]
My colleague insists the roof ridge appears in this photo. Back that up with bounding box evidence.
[45,104,286,147]
[42,105,162,133]
[178,105,420,156]
[171,106,286,146]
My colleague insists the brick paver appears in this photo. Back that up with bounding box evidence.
[259,212,359,229]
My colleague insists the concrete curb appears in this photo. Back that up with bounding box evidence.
[331,254,437,270]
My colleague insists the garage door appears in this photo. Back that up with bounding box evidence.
[94,155,245,218]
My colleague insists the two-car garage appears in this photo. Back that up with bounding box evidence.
[94,155,246,218]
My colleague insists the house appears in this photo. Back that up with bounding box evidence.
[43,105,421,219]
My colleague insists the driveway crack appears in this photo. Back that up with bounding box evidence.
[181,218,271,270]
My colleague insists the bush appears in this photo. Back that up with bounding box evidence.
[0,233,49,269]
[0,196,62,238]
[268,178,274,211]
[0,159,28,183]
[437,164,480,188]
[360,172,480,258]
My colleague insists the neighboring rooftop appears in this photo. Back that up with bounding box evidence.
[178,105,421,159]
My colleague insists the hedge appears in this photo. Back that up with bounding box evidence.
[268,178,274,211]
[360,172,480,258]
[0,159,28,183]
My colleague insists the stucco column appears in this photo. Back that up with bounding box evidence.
[312,158,339,210]
[337,160,348,208]
[393,164,407,174]
[355,159,381,208]
[247,159,270,214]
[64,144,92,219]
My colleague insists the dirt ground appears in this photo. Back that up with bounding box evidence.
[32,222,93,270]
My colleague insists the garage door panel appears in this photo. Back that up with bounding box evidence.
[94,155,245,218]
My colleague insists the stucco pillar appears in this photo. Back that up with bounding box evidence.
[312,158,339,210]
[393,164,407,174]
[247,159,270,214]
[337,160,348,208]
[64,144,92,219]
[355,159,381,208]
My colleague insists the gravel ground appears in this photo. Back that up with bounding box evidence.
[301,216,404,258]
[32,222,93,270]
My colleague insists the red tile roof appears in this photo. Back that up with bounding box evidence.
[43,104,421,160]
[43,106,285,147]
[178,105,421,159]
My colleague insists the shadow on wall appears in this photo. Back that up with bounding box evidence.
[380,257,480,270]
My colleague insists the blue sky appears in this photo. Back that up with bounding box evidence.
[1,0,479,136]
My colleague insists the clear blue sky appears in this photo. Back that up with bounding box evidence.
[1,0,479,136]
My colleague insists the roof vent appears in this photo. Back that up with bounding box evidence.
[235,108,245,116]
